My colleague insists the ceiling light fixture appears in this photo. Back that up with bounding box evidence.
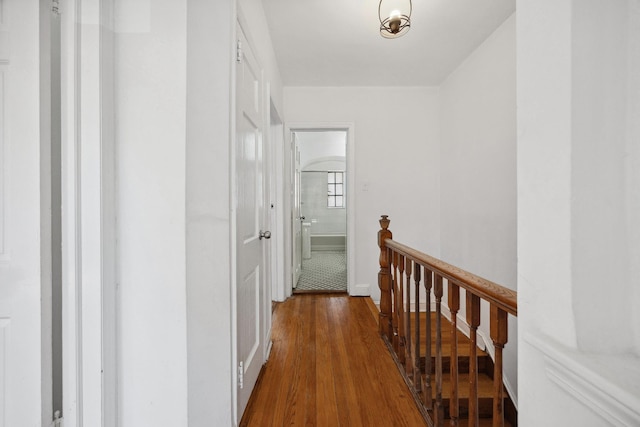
[379,0,412,39]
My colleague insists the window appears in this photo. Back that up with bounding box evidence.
[327,171,344,208]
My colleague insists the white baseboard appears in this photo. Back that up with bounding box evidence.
[265,339,273,361]
[350,283,370,296]
[503,375,518,409]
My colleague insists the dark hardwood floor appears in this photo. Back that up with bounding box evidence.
[240,294,428,426]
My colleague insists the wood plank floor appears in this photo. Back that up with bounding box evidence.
[240,294,428,427]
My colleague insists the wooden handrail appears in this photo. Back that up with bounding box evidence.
[377,215,517,427]
[384,239,517,316]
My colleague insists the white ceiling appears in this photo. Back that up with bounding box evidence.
[262,0,515,87]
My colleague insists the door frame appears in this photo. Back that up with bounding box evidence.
[268,99,286,303]
[59,0,118,425]
[265,91,284,339]
[291,133,302,288]
[282,122,357,298]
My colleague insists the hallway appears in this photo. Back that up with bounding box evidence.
[240,294,427,426]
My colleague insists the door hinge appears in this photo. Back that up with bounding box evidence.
[52,0,61,15]
[51,410,63,427]
[236,40,243,63]
[238,361,244,389]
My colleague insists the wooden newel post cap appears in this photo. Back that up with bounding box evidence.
[379,215,390,230]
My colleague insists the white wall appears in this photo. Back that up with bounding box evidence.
[439,14,516,292]
[629,3,640,355]
[518,1,640,425]
[238,0,284,114]
[185,0,234,425]
[0,2,45,425]
[570,0,639,355]
[439,13,517,403]
[114,0,284,424]
[284,87,441,302]
[115,1,188,425]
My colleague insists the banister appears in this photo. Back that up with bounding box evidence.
[383,238,517,316]
[377,215,518,427]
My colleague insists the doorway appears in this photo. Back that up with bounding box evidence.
[292,131,348,293]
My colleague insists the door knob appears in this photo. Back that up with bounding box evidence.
[259,230,271,240]
[300,216,306,220]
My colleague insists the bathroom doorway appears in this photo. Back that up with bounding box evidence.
[292,130,348,293]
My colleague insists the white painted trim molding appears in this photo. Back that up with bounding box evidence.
[229,11,239,425]
[61,0,118,425]
[526,333,640,426]
[350,284,371,297]
[0,70,5,261]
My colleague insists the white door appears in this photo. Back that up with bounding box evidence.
[292,135,302,288]
[236,23,267,419]
[0,1,50,425]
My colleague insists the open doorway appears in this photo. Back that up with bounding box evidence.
[292,131,347,293]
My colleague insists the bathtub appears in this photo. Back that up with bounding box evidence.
[310,234,346,252]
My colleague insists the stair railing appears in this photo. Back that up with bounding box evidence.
[378,215,517,427]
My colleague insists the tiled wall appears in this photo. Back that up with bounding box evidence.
[301,171,346,235]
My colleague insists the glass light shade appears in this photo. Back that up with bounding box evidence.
[379,0,412,39]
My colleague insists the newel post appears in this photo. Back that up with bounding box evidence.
[378,215,393,340]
